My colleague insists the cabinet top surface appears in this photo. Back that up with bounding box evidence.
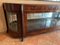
[1,0,60,5]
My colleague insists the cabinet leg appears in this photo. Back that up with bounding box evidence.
[21,37,23,41]
[21,30,23,42]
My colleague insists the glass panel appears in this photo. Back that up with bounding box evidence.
[27,12,60,32]
[6,12,18,32]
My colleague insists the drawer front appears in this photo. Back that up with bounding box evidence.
[23,4,59,13]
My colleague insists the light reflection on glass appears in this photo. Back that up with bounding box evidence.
[27,12,60,32]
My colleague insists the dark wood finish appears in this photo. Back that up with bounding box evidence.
[3,3,60,41]
[3,3,22,39]
[17,4,24,41]
[3,3,20,13]
[23,4,60,37]
[23,4,60,13]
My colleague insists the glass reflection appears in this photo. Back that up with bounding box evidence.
[27,12,60,32]
[6,12,17,32]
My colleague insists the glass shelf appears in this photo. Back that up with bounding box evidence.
[6,12,60,32]
[27,12,60,32]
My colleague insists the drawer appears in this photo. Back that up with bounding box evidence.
[23,4,59,13]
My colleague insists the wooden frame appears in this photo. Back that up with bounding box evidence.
[3,3,60,41]
[3,3,24,41]
[23,4,60,36]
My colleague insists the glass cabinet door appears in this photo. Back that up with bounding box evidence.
[6,12,18,32]
[27,12,60,32]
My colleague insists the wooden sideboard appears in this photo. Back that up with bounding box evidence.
[3,3,60,41]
